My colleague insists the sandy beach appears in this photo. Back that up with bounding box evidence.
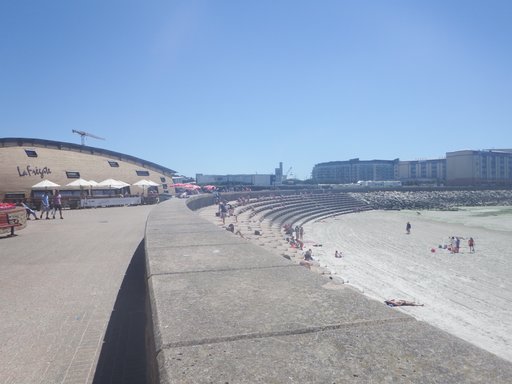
[304,207,512,363]
[200,203,512,363]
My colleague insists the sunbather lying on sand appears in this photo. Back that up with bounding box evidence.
[385,299,424,307]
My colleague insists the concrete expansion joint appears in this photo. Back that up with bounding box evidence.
[157,316,415,352]
[148,241,248,249]
[147,264,301,279]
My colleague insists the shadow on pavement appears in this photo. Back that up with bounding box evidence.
[93,240,148,384]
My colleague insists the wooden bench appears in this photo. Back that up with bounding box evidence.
[0,212,22,237]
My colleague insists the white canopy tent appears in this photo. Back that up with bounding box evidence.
[133,179,154,187]
[32,179,60,189]
[97,179,128,189]
[133,179,159,196]
[65,178,93,188]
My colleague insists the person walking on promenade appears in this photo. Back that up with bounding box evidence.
[406,222,411,234]
[219,201,227,225]
[52,189,63,219]
[40,191,51,219]
[468,237,475,253]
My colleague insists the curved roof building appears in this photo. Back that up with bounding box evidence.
[0,137,176,203]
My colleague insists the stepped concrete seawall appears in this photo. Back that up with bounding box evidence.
[145,195,512,383]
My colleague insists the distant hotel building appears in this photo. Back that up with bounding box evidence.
[397,158,446,185]
[446,149,512,186]
[312,149,512,187]
[311,158,398,184]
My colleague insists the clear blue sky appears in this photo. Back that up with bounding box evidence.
[1,1,511,180]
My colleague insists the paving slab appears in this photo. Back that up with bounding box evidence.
[158,321,512,384]
[147,241,293,275]
[146,226,247,248]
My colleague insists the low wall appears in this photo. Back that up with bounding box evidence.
[184,190,300,211]
[144,195,512,383]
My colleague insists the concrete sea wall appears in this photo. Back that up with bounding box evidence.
[144,193,512,383]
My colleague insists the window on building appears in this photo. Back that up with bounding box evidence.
[420,163,427,178]
[160,177,166,182]
[410,164,417,178]
[108,161,119,167]
[66,171,80,179]
[5,193,26,202]
[25,149,38,157]
[162,184,168,189]
[136,170,150,176]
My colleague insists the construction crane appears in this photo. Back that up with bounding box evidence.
[284,166,293,179]
[72,130,105,145]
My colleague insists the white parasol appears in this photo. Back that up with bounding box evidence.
[32,179,61,189]
[66,178,93,187]
[133,179,159,195]
[133,179,159,187]
[133,179,153,187]
[97,178,127,189]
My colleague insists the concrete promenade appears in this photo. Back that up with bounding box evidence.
[0,205,153,384]
[146,198,512,383]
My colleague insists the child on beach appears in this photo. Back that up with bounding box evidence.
[468,237,475,253]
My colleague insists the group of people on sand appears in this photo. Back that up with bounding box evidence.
[17,190,64,220]
[406,220,476,254]
[283,224,305,250]
[283,224,304,240]
[449,236,461,253]
[434,236,475,254]
[287,236,303,250]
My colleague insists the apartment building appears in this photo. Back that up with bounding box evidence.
[446,149,512,186]
[397,159,446,185]
[312,158,399,184]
